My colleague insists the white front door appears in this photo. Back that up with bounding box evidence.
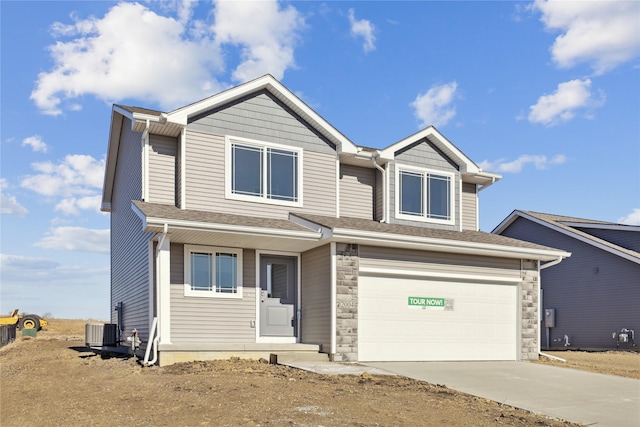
[259,255,298,338]
[358,276,518,361]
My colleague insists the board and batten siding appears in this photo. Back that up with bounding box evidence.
[461,183,478,231]
[187,91,336,155]
[184,131,336,219]
[169,244,257,343]
[501,217,640,349]
[387,140,461,230]
[359,246,522,281]
[300,245,331,351]
[148,134,177,205]
[110,118,154,342]
[339,164,375,220]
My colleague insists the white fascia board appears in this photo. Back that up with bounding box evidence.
[137,211,322,241]
[559,221,640,232]
[505,212,640,265]
[491,210,520,234]
[378,126,479,173]
[102,109,125,212]
[165,75,358,155]
[329,227,571,261]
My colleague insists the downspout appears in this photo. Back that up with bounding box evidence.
[371,157,387,223]
[538,256,567,362]
[144,223,168,366]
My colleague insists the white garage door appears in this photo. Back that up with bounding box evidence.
[358,275,518,361]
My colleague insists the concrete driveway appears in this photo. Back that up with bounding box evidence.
[364,361,640,427]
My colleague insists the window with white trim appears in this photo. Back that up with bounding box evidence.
[184,245,243,298]
[396,165,454,224]
[226,136,302,206]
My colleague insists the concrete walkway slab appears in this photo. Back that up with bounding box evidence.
[280,361,392,375]
[364,361,640,427]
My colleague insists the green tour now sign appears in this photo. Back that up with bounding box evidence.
[408,296,454,311]
[408,297,444,307]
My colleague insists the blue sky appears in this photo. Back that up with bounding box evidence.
[1,1,639,320]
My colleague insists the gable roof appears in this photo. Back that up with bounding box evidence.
[377,126,501,189]
[493,210,640,265]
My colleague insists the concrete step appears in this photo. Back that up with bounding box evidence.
[270,351,330,364]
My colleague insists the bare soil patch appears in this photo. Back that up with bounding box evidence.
[1,319,581,426]
[537,350,640,379]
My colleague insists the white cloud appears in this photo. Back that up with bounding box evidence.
[31,1,306,115]
[411,82,458,128]
[212,0,305,82]
[533,0,640,74]
[34,227,110,253]
[0,253,110,319]
[528,78,603,126]
[479,154,566,173]
[0,179,28,217]
[31,2,222,115]
[348,8,376,53]
[618,208,640,225]
[20,154,104,215]
[0,253,60,271]
[22,135,49,153]
[55,195,103,215]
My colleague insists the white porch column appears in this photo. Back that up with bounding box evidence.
[156,233,171,344]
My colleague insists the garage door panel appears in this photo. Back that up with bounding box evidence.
[358,276,517,361]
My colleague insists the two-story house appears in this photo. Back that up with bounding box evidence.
[101,75,569,366]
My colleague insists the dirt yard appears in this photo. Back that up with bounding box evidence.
[1,320,633,427]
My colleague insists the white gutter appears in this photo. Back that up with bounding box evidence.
[371,156,387,223]
[146,223,168,366]
[540,255,566,270]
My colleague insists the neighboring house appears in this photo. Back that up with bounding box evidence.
[493,211,640,350]
[101,75,569,366]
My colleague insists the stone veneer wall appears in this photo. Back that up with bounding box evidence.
[520,261,539,360]
[333,243,359,362]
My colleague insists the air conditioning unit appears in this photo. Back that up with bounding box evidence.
[85,323,118,347]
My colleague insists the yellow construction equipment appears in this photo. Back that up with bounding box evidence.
[0,309,47,330]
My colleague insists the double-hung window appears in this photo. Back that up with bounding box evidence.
[396,165,454,224]
[226,136,302,206]
[184,245,243,298]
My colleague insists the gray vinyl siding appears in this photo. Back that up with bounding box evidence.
[461,183,478,231]
[110,118,153,342]
[301,245,331,351]
[148,134,177,205]
[339,164,375,220]
[387,161,461,231]
[176,134,183,208]
[184,131,336,219]
[359,246,522,281]
[169,244,257,343]
[501,217,640,349]
[187,91,335,155]
[574,227,640,253]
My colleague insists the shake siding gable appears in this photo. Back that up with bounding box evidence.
[110,118,153,342]
[187,91,336,155]
[170,244,257,343]
[148,134,177,205]
[339,164,375,219]
[301,245,332,351]
[184,131,336,219]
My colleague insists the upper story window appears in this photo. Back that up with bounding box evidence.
[184,245,243,298]
[225,136,302,207]
[395,165,454,225]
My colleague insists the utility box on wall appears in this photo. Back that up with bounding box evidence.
[544,308,556,328]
